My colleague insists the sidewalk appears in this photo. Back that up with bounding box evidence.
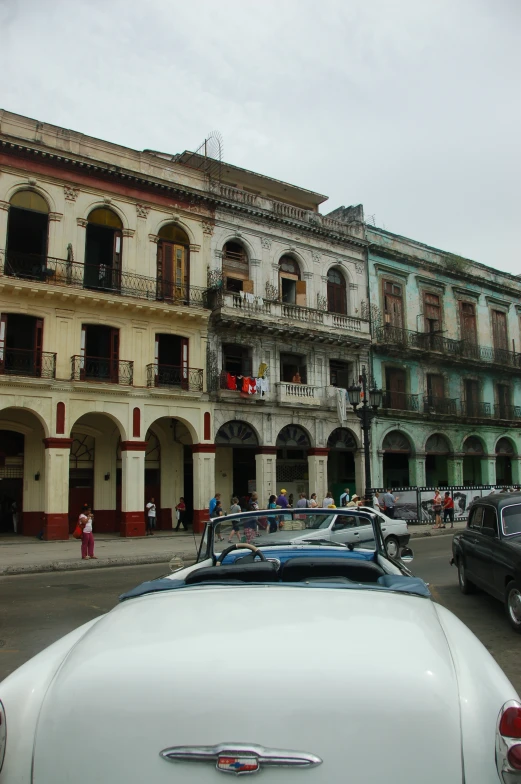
[0,531,201,576]
[408,520,466,538]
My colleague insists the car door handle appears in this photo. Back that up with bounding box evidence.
[381,527,386,532]
[353,532,359,536]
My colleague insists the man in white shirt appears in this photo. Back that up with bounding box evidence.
[339,488,350,507]
[322,491,335,507]
[146,497,157,536]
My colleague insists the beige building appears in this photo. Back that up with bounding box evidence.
[0,110,215,538]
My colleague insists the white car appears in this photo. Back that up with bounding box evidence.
[1,510,520,784]
[252,507,409,559]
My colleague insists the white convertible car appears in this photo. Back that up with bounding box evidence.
[1,509,520,784]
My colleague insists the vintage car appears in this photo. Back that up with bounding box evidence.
[451,492,521,632]
[244,506,409,559]
[1,509,521,784]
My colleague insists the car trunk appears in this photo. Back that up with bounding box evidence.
[33,586,463,784]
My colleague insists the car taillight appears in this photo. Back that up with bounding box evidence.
[0,700,6,773]
[497,701,521,781]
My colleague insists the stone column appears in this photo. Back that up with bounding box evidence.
[192,444,216,533]
[410,453,426,488]
[120,440,147,537]
[255,447,277,508]
[447,457,463,487]
[43,437,73,540]
[481,455,496,486]
[47,212,64,259]
[76,218,88,265]
[308,448,329,504]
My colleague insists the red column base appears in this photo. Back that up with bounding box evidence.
[22,511,44,537]
[120,511,146,537]
[192,509,209,534]
[43,513,69,541]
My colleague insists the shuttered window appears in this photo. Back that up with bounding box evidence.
[492,310,508,351]
[383,281,403,327]
[460,301,477,343]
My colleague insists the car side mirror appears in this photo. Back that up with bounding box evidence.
[400,547,414,563]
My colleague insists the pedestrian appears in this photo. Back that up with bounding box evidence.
[379,488,398,519]
[276,489,289,508]
[244,496,258,543]
[267,494,278,533]
[309,492,318,508]
[209,492,221,518]
[288,493,294,508]
[227,496,242,542]
[346,494,359,508]
[11,500,18,534]
[295,492,308,508]
[248,492,259,511]
[79,506,96,560]
[373,492,381,510]
[443,491,454,528]
[322,490,334,507]
[145,497,157,536]
[431,489,443,529]
[174,497,188,531]
[339,488,350,507]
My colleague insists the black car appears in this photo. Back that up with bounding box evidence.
[451,493,521,632]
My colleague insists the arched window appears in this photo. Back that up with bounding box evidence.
[279,255,304,305]
[222,241,250,293]
[84,208,123,293]
[6,190,49,278]
[327,267,347,314]
[157,223,190,302]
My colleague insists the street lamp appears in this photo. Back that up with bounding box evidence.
[348,366,382,501]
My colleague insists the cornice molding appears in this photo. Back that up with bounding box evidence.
[416,274,445,291]
[485,295,511,310]
[374,262,410,281]
[452,286,480,301]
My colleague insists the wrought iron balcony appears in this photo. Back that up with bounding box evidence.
[494,404,521,420]
[374,324,521,369]
[146,363,203,392]
[381,390,419,412]
[460,400,491,418]
[423,395,458,415]
[71,355,133,385]
[1,251,210,309]
[0,348,56,379]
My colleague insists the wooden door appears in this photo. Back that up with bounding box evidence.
[460,302,477,343]
[34,318,43,377]
[386,368,406,409]
[173,245,187,301]
[181,337,189,390]
[424,293,441,339]
[327,271,346,314]
[427,373,444,400]
[112,230,122,290]
[465,379,479,416]
[110,328,119,383]
[0,314,7,374]
[497,383,509,418]
[383,281,403,331]
[492,310,508,352]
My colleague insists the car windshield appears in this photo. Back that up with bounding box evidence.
[200,510,382,560]
[502,504,521,537]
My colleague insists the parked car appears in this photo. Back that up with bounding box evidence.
[250,507,409,559]
[1,510,520,784]
[451,492,521,632]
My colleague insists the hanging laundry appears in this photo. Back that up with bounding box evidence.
[258,362,268,378]
[257,377,270,396]
[226,373,237,391]
[248,378,257,395]
[242,376,251,393]
[245,292,255,304]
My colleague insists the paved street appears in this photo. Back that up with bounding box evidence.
[1,535,520,691]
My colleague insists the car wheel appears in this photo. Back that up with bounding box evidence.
[385,536,400,559]
[458,558,476,594]
[505,581,521,633]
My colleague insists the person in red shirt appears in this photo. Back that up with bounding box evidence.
[443,492,455,528]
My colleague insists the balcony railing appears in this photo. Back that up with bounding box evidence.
[146,363,203,392]
[375,324,521,368]
[423,395,458,415]
[71,355,133,385]
[214,291,368,334]
[0,348,56,379]
[460,401,491,418]
[381,390,419,412]
[1,251,210,309]
[494,404,521,420]
[276,382,322,406]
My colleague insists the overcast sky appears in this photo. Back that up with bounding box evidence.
[1,0,519,274]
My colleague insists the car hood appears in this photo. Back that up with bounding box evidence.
[33,587,463,784]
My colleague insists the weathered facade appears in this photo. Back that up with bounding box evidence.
[199,163,372,507]
[367,226,521,490]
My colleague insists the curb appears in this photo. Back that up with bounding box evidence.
[409,527,459,540]
[0,552,197,577]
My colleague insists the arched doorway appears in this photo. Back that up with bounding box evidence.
[425,434,451,486]
[327,427,357,502]
[157,223,190,302]
[278,256,303,305]
[0,408,46,535]
[84,207,123,292]
[496,438,514,486]
[5,190,49,278]
[327,268,347,314]
[382,430,412,487]
[215,421,259,507]
[276,425,311,502]
[462,436,484,485]
[222,241,250,293]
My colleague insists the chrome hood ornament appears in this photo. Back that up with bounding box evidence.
[160,743,322,775]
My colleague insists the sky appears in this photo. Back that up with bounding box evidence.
[1,0,520,274]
